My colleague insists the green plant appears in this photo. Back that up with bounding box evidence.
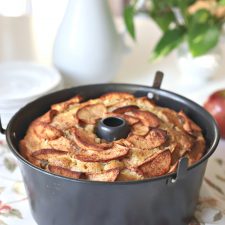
[124,0,225,60]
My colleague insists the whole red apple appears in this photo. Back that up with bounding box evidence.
[204,90,225,139]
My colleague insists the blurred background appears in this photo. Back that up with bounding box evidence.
[0,0,224,88]
[0,0,127,63]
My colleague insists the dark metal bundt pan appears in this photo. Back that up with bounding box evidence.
[0,72,219,225]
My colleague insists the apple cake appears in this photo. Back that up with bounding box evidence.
[19,92,205,182]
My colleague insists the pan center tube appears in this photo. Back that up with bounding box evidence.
[96,116,130,142]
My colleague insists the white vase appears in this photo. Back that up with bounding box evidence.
[177,43,222,88]
[53,0,127,87]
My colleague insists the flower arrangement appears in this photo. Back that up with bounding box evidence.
[124,0,225,60]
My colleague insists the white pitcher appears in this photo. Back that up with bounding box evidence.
[53,0,127,87]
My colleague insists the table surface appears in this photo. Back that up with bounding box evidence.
[0,15,225,225]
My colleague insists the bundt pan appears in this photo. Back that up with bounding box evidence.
[0,72,219,225]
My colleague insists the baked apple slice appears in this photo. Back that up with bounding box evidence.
[75,144,129,162]
[117,169,144,181]
[71,127,112,151]
[126,109,160,127]
[186,136,205,165]
[138,150,171,178]
[113,105,139,114]
[86,169,120,182]
[32,149,69,169]
[128,128,167,149]
[48,165,81,179]
[178,111,201,134]
[131,122,149,136]
[123,147,161,168]
[76,103,106,124]
[36,110,58,123]
[51,95,83,112]
[33,122,62,140]
[136,97,155,110]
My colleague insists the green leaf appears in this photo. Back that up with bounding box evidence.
[151,27,185,60]
[188,10,220,56]
[151,0,171,8]
[186,0,196,6]
[150,0,176,31]
[150,9,175,31]
[166,0,196,7]
[189,9,212,24]
[4,157,17,172]
[188,25,220,56]
[219,0,225,6]
[123,5,136,40]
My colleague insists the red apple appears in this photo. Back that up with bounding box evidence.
[204,90,225,139]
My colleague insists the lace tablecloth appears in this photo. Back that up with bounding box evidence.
[0,134,225,225]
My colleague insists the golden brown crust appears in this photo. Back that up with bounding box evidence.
[178,110,202,134]
[128,128,167,149]
[131,122,149,136]
[48,165,81,179]
[36,110,58,123]
[70,127,112,151]
[19,140,29,160]
[32,122,62,140]
[138,150,172,178]
[32,149,68,160]
[76,103,106,124]
[116,169,144,181]
[126,110,160,127]
[86,169,120,182]
[19,92,205,181]
[100,92,134,101]
[186,136,205,165]
[51,95,83,112]
[123,148,161,168]
[75,144,129,162]
[112,105,139,114]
